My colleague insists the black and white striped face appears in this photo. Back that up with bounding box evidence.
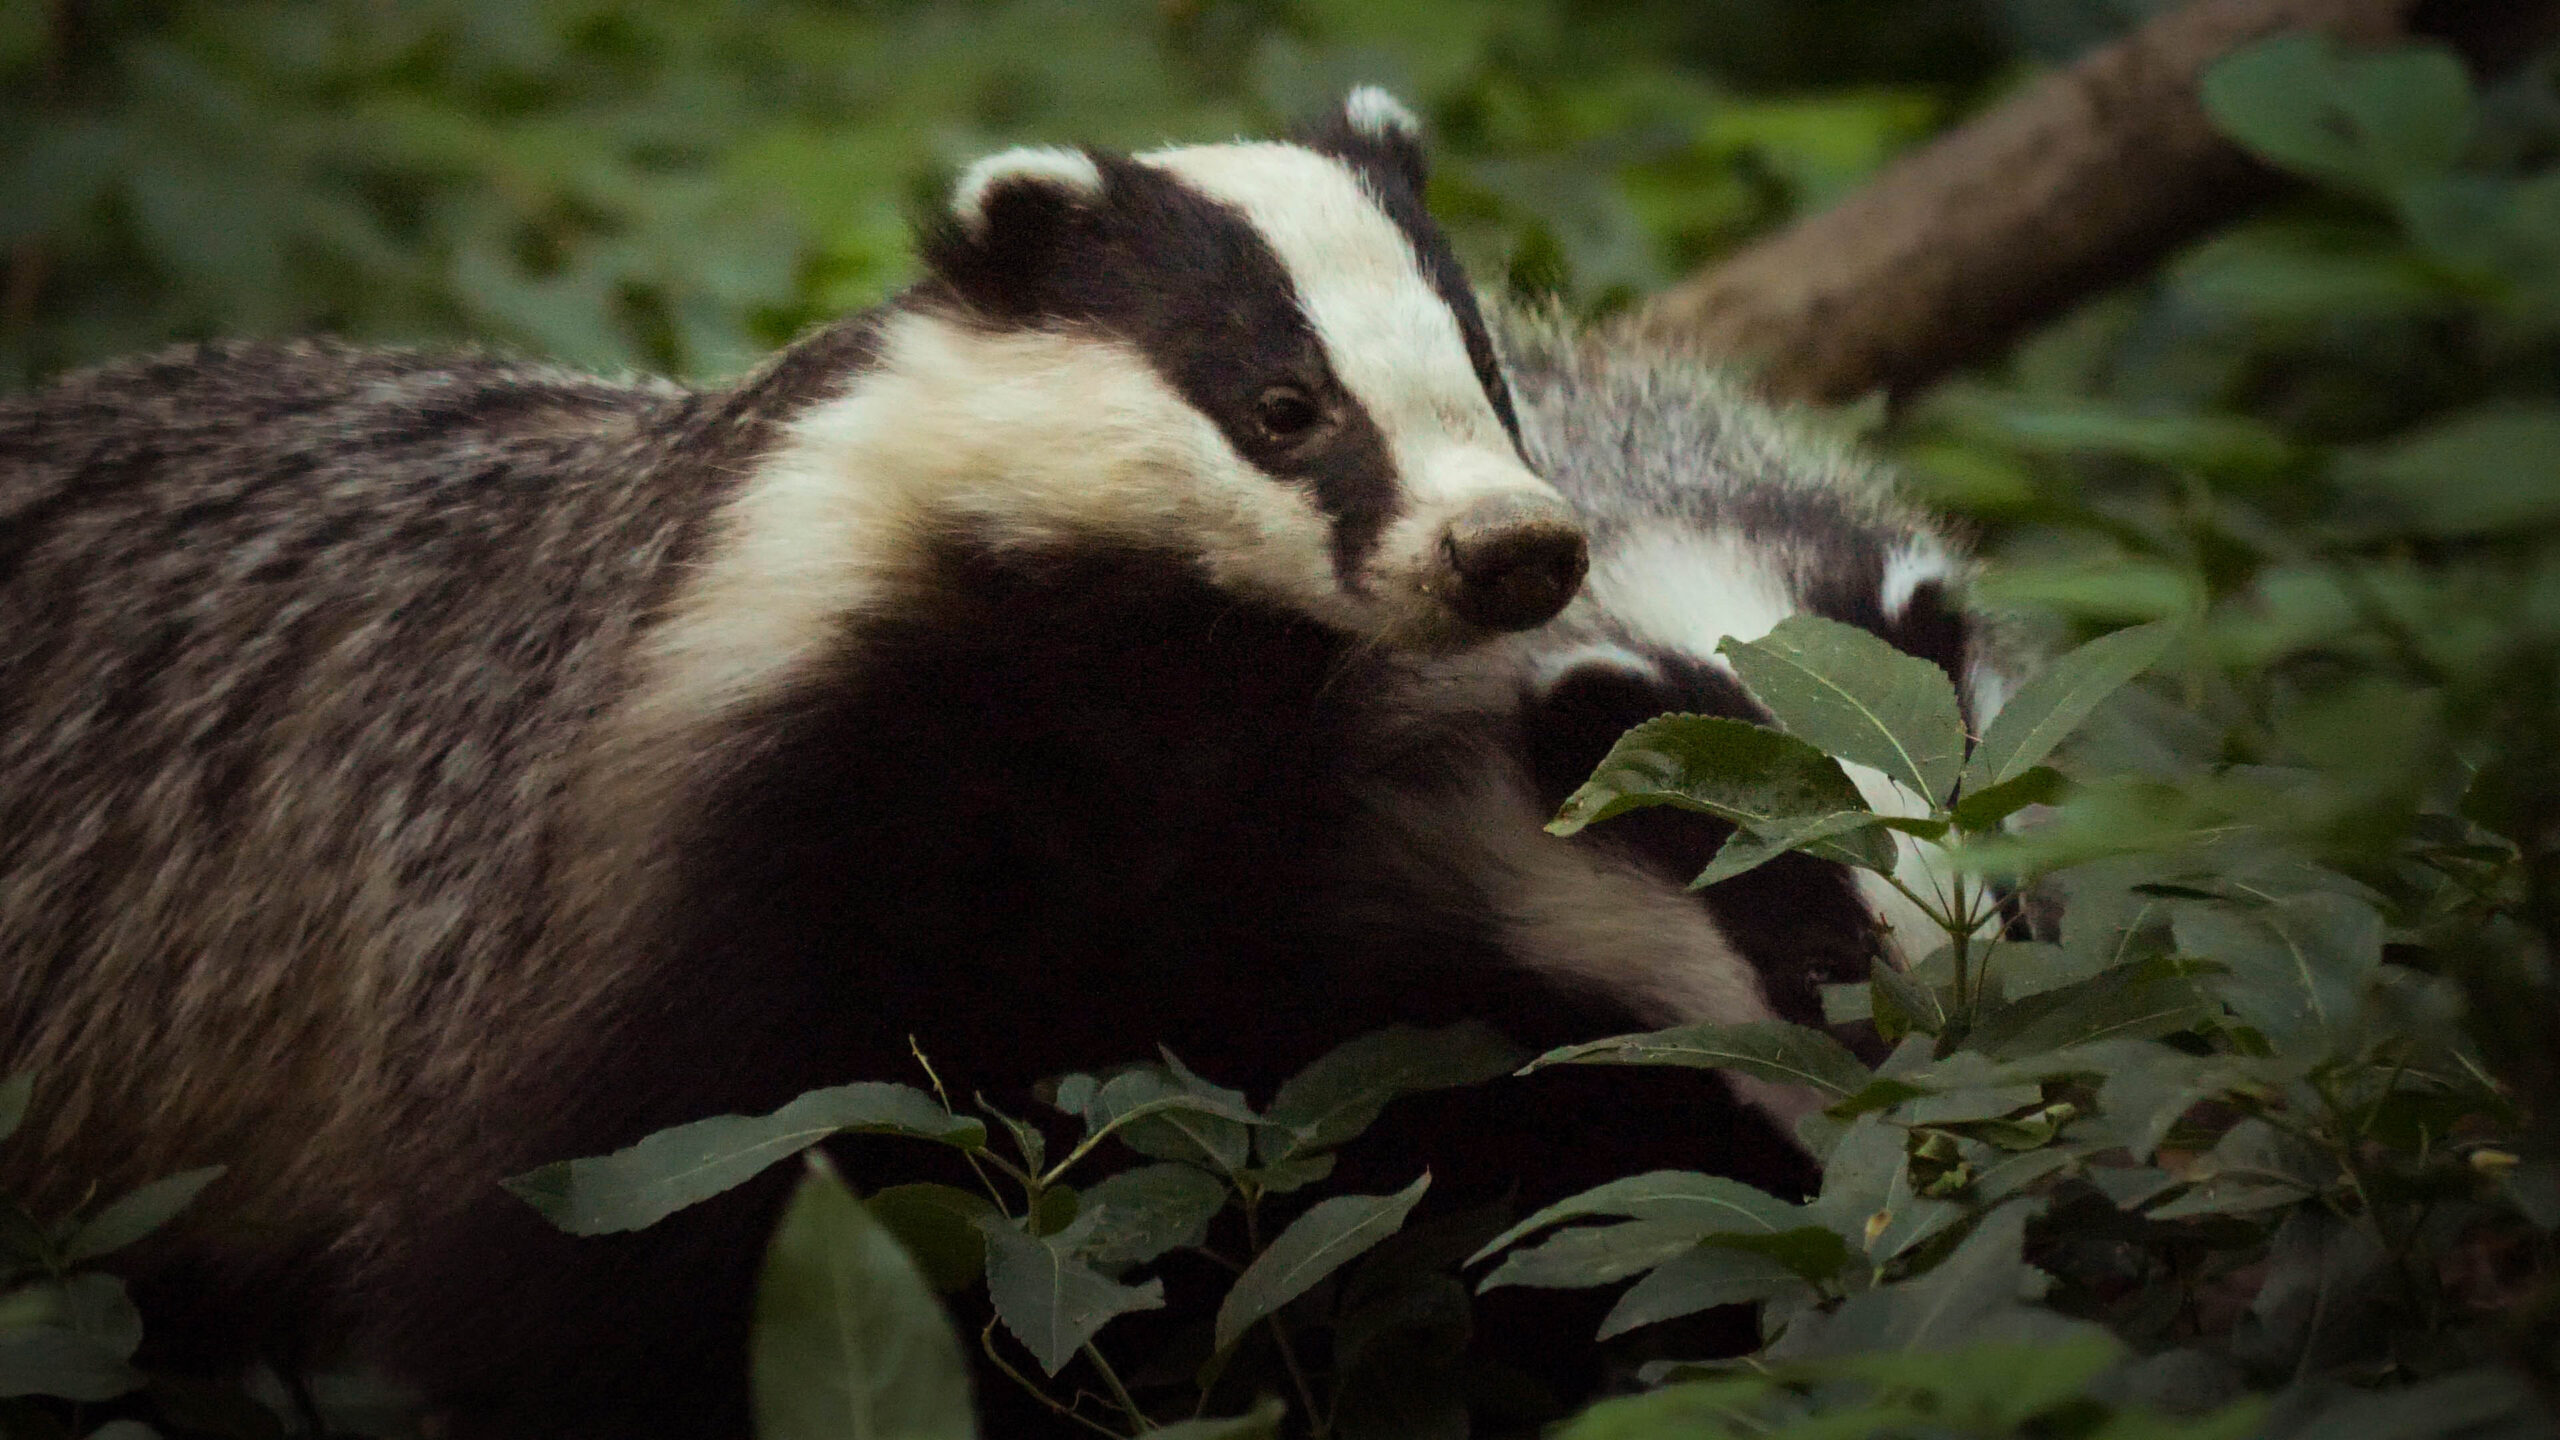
[913,88,1587,648]
[1524,531,1996,993]
[1342,318,2017,1134]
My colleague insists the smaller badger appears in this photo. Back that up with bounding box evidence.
[1314,305,2009,1174]
[0,93,1583,1440]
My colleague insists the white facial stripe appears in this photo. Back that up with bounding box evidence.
[1881,539,1953,622]
[1135,144,1522,502]
[1587,531,1798,674]
[621,310,1343,743]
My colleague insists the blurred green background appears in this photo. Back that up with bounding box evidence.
[0,0,2147,387]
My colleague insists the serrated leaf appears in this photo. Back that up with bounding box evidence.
[1076,1164,1228,1269]
[1472,1171,1803,1264]
[865,1184,999,1294]
[2174,893,2380,1053]
[1259,1023,1524,1164]
[1962,623,2175,793]
[1596,1245,1804,1340]
[1966,956,2221,1061]
[1776,1203,2053,1358]
[1215,1174,1428,1352]
[505,1083,983,1236]
[1690,810,1891,886]
[1719,614,1968,801]
[60,1168,225,1264]
[1525,1020,1870,1101]
[1477,1219,1706,1292]
[979,1214,1165,1376]
[751,1158,978,1440]
[1085,1065,1258,1174]
[1548,714,1878,843]
[1950,765,2067,832]
[0,1073,30,1144]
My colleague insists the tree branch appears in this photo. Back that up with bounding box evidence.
[1629,0,2560,405]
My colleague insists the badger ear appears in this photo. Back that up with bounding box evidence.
[1308,86,1429,193]
[922,146,1107,318]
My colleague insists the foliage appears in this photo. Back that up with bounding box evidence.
[0,1072,417,1439]
[10,3,2560,1438]
[511,1025,1522,1437]
[0,0,1990,389]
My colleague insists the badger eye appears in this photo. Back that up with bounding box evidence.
[1253,385,1323,443]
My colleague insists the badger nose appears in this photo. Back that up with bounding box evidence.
[1441,495,1589,631]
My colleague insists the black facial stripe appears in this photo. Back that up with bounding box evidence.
[1802,556,1971,705]
[1301,130,1526,456]
[923,153,1405,587]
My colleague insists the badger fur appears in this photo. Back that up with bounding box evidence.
[1312,304,2008,1184]
[0,93,1589,1439]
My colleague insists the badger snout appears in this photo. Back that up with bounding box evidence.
[1439,494,1589,631]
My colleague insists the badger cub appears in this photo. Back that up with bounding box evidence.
[0,92,1581,1439]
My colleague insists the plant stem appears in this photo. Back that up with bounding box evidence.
[1081,1343,1153,1432]
[982,1320,1125,1439]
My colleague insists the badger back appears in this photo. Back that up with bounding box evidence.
[1340,309,2009,1130]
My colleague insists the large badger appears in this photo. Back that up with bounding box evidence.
[0,93,1591,1439]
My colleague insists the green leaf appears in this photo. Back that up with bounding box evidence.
[1215,1174,1429,1353]
[1774,1203,2059,1358]
[1548,716,1885,871]
[0,1073,29,1144]
[1962,623,2176,793]
[2173,892,2380,1053]
[1525,1020,1871,1101]
[59,1168,225,1265]
[1472,1171,1803,1264]
[1595,1245,1804,1340]
[2202,35,2474,195]
[1690,811,1889,886]
[2333,404,2560,536]
[505,1082,983,1236]
[1718,614,1967,802]
[1477,1219,1708,1292]
[751,1157,978,1440]
[1076,1164,1229,1269]
[1966,956,2221,1061]
[1552,1376,1776,1440]
[978,1214,1165,1377]
[1083,1063,1259,1174]
[1830,1334,2123,1429]
[1259,1023,1525,1164]
[1950,766,2066,833]
[864,1184,999,1294]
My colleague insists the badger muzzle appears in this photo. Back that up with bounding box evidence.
[1437,493,1589,631]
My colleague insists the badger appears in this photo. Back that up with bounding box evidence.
[1302,303,2008,1218]
[0,92,1590,1439]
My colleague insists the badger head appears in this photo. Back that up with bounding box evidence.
[898,87,1587,647]
[1346,316,2013,1134]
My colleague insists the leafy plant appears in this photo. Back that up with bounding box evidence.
[511,1025,1525,1437]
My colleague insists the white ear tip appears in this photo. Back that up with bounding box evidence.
[1343,86,1422,142]
[950,146,1105,236]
